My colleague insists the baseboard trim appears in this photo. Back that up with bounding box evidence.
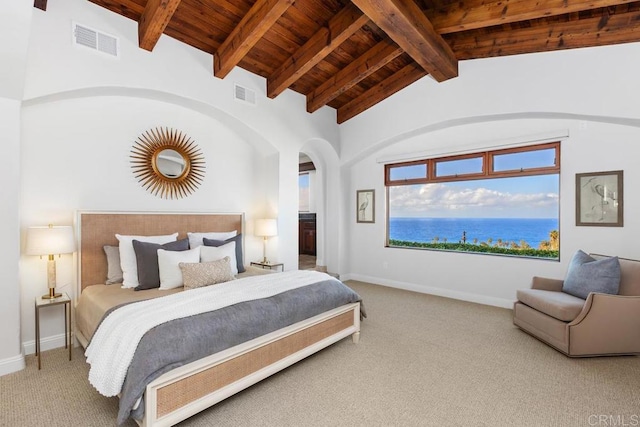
[0,353,25,377]
[342,273,514,309]
[22,332,74,356]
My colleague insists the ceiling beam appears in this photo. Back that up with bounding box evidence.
[267,3,369,99]
[307,40,403,113]
[337,63,426,123]
[431,0,634,34]
[351,0,457,82]
[447,9,640,60]
[138,0,182,51]
[34,0,47,11]
[214,0,295,79]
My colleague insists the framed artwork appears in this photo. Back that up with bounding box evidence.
[576,170,623,227]
[356,189,375,223]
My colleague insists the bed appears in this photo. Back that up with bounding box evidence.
[74,211,362,427]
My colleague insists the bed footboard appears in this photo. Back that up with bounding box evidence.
[138,302,361,427]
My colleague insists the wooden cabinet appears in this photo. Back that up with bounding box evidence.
[299,215,316,255]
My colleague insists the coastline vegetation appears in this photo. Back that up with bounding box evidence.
[389,229,560,259]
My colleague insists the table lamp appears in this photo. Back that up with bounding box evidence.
[254,219,277,264]
[26,224,76,299]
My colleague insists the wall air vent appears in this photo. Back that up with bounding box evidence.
[234,84,257,106]
[72,22,119,58]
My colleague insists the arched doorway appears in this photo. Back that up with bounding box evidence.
[298,152,318,270]
[298,139,340,275]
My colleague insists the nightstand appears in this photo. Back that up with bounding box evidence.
[250,261,284,272]
[35,292,72,370]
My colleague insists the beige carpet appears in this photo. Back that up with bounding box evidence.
[2,281,639,426]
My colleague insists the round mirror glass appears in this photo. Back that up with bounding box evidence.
[155,149,187,178]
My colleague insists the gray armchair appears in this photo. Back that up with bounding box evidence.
[513,254,640,357]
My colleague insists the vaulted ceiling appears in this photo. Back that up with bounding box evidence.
[36,0,640,123]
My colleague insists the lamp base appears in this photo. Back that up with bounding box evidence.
[42,288,62,299]
[262,237,270,265]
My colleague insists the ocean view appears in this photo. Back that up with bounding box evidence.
[389,217,559,249]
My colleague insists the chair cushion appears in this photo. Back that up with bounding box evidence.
[562,250,621,299]
[592,254,640,296]
[517,289,585,322]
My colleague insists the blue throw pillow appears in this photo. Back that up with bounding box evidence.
[562,250,621,299]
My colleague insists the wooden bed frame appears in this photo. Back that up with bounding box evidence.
[75,211,361,427]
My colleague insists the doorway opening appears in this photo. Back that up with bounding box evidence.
[299,153,316,270]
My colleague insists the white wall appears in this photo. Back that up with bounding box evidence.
[0,99,25,375]
[0,0,32,376]
[19,96,275,351]
[0,1,32,100]
[20,0,340,274]
[23,1,339,151]
[339,42,640,167]
[345,119,640,306]
[0,0,343,373]
[340,42,640,306]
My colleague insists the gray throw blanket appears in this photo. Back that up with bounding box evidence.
[108,279,364,425]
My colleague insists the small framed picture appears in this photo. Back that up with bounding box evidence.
[356,189,375,223]
[576,170,623,227]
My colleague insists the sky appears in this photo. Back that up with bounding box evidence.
[299,173,310,211]
[389,175,559,218]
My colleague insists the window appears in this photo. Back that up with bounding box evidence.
[386,142,560,259]
[299,173,310,212]
[387,161,427,183]
[434,154,484,178]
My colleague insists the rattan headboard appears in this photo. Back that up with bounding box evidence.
[77,211,243,292]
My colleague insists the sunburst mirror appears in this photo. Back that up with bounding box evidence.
[131,127,206,199]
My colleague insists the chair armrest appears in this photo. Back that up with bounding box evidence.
[530,276,564,292]
[568,293,640,356]
[570,293,640,326]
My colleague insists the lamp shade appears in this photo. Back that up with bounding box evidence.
[26,225,76,256]
[254,219,278,237]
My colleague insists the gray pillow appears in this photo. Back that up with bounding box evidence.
[103,245,123,284]
[203,234,245,273]
[562,250,621,299]
[133,238,189,290]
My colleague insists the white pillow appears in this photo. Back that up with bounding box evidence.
[187,231,237,249]
[116,233,178,288]
[200,242,238,276]
[158,247,201,290]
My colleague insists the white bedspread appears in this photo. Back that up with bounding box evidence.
[85,270,334,397]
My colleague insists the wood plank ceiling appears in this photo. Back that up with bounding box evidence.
[43,0,640,123]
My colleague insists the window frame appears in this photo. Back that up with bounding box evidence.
[385,142,560,186]
[384,142,561,259]
[432,152,486,181]
[384,159,428,186]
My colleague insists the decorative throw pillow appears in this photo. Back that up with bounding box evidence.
[103,245,123,284]
[116,233,178,288]
[187,231,237,249]
[133,238,190,290]
[158,247,201,290]
[203,234,245,273]
[179,257,234,290]
[200,242,238,276]
[562,250,621,299]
